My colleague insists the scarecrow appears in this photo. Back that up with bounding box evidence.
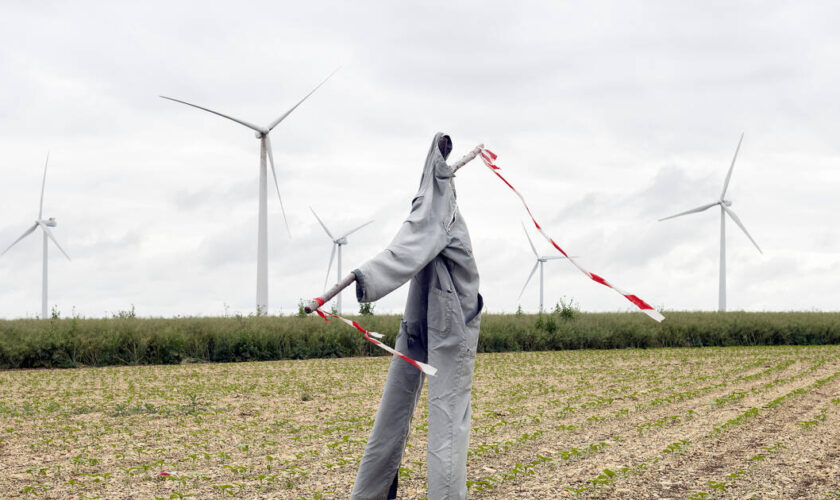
[347,132,482,500]
[304,132,664,499]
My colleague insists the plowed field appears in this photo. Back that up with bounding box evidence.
[1,345,839,498]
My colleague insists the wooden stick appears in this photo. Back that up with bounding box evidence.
[451,144,484,173]
[304,273,356,313]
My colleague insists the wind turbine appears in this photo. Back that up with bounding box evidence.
[311,207,373,315]
[1,154,71,318]
[517,223,568,312]
[161,69,338,315]
[659,133,762,311]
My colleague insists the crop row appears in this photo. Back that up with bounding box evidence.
[462,353,838,496]
[536,368,840,496]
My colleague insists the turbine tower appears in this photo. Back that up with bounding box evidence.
[517,223,568,312]
[659,133,762,311]
[311,207,373,315]
[1,154,71,318]
[161,69,338,315]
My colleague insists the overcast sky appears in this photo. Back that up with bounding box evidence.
[1,1,838,319]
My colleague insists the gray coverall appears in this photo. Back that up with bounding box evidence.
[350,133,483,500]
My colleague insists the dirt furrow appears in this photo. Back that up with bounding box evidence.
[714,391,840,499]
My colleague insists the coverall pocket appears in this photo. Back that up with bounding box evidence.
[402,319,427,358]
[428,288,453,333]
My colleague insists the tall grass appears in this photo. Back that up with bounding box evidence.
[0,311,837,369]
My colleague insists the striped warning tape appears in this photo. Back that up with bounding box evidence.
[311,297,437,375]
[309,145,663,376]
[478,148,664,322]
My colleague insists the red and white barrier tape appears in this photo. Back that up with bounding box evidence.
[309,146,661,374]
[478,148,665,322]
[310,297,438,375]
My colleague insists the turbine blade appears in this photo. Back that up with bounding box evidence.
[339,219,374,240]
[720,133,744,199]
[265,135,291,238]
[38,222,71,260]
[310,207,335,240]
[722,205,762,254]
[1,223,38,257]
[159,96,265,133]
[658,201,719,221]
[323,244,337,292]
[39,153,49,219]
[267,67,341,132]
[517,262,539,302]
[521,222,538,257]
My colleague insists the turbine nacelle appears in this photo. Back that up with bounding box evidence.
[40,218,57,227]
[336,237,348,245]
[537,255,570,264]
[721,200,732,207]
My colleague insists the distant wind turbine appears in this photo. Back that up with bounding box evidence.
[517,223,569,312]
[659,133,762,311]
[311,207,374,315]
[1,154,71,318]
[161,68,339,315]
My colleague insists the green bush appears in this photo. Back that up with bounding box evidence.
[0,311,837,369]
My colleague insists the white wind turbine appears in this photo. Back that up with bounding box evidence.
[517,223,569,312]
[659,133,762,311]
[311,207,374,315]
[161,69,338,315]
[1,154,71,318]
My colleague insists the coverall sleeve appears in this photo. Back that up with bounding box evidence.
[353,196,449,303]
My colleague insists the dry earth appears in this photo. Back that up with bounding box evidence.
[0,345,838,499]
